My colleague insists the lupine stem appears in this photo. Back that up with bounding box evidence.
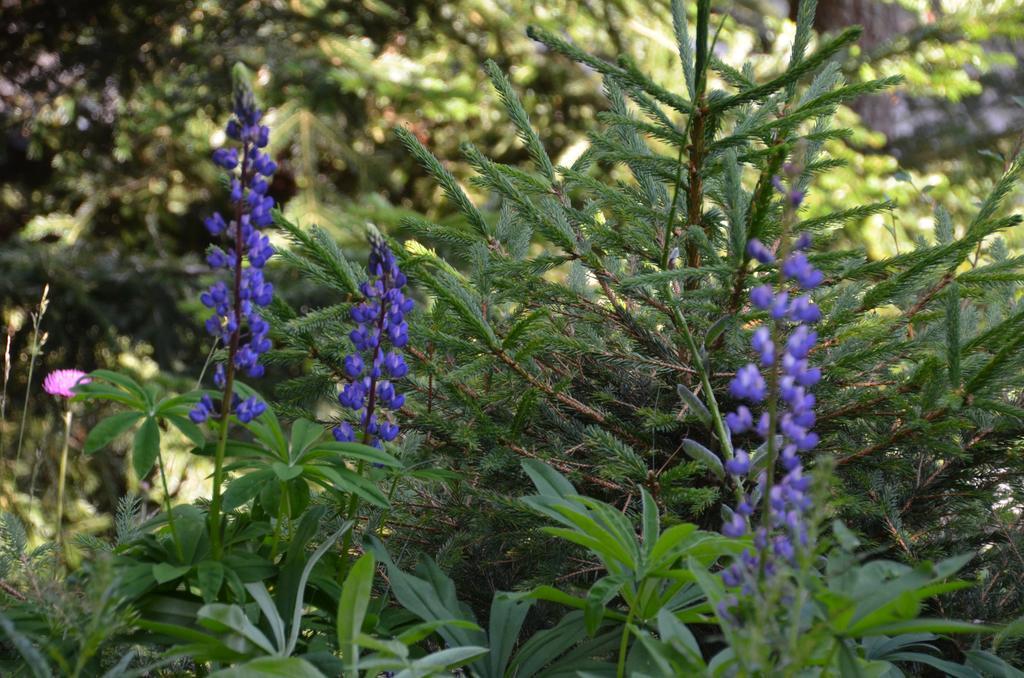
[338,273,390,579]
[209,146,249,559]
[759,195,797,573]
[270,486,288,560]
[615,607,635,678]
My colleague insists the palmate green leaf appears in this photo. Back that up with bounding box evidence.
[656,608,705,666]
[84,411,143,455]
[964,650,1024,677]
[132,416,160,479]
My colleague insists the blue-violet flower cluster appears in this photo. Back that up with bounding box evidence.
[333,231,413,447]
[191,83,277,425]
[718,229,823,615]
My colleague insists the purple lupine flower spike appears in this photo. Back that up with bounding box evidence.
[333,230,413,448]
[719,230,825,620]
[192,77,277,423]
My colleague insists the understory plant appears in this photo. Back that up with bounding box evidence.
[3,0,1024,676]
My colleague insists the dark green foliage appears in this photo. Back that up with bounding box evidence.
[272,3,1024,636]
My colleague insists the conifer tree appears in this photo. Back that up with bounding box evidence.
[270,0,1024,625]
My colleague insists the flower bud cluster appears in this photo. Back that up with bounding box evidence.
[718,232,824,614]
[333,232,413,447]
[191,84,277,424]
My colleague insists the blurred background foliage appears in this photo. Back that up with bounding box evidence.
[1,0,1023,550]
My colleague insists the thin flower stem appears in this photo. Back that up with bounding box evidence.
[1,327,14,460]
[55,408,72,550]
[157,450,183,561]
[16,286,48,467]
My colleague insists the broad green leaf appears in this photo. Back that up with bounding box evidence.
[964,649,1024,677]
[84,411,143,455]
[198,603,277,655]
[221,551,276,583]
[166,414,206,447]
[338,552,376,673]
[132,417,161,479]
[641,488,660,558]
[285,524,352,655]
[396,619,483,645]
[521,459,577,498]
[222,469,275,512]
[308,465,391,508]
[0,611,54,678]
[584,575,624,636]
[309,441,401,467]
[245,581,286,653]
[90,369,150,403]
[152,563,191,584]
[860,619,993,636]
[72,383,143,407]
[196,560,224,603]
[271,461,303,481]
[289,418,324,460]
[656,608,704,666]
[681,439,724,479]
[677,385,711,427]
[649,524,699,568]
[486,594,533,678]
[209,657,327,678]
[406,647,489,675]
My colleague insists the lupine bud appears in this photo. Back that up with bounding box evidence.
[746,238,775,264]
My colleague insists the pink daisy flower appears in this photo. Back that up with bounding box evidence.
[43,369,90,399]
